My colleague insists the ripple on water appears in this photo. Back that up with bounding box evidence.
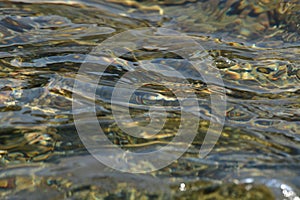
[0,0,299,199]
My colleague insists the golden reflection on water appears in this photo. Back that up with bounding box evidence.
[0,0,299,199]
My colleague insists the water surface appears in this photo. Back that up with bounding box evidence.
[0,0,299,199]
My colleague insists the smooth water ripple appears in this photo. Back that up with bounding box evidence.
[0,0,299,199]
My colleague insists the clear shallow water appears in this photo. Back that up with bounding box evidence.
[0,0,299,199]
